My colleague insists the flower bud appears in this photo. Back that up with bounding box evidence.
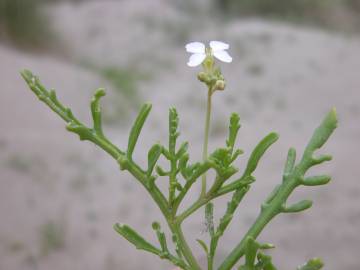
[214,80,226,91]
[197,72,207,82]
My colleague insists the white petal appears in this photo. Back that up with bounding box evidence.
[185,42,205,54]
[210,41,229,52]
[213,50,232,63]
[187,53,206,67]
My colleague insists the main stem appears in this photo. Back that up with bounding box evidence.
[201,88,212,197]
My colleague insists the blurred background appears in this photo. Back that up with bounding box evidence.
[0,0,360,269]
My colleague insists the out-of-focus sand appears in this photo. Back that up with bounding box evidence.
[0,1,359,269]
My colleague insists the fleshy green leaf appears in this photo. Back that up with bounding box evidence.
[263,184,281,206]
[172,235,183,259]
[243,133,279,177]
[305,108,337,153]
[169,107,179,154]
[282,200,313,213]
[90,88,106,136]
[226,113,241,151]
[205,203,215,237]
[217,186,249,238]
[196,239,209,255]
[114,223,160,255]
[176,142,189,159]
[256,252,278,270]
[147,144,162,176]
[283,148,296,180]
[152,222,169,255]
[155,165,169,176]
[244,237,259,268]
[302,175,331,186]
[127,103,152,158]
[297,258,324,270]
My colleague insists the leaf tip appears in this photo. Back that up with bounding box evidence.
[20,69,34,83]
[325,107,338,130]
[95,88,106,97]
[270,132,280,141]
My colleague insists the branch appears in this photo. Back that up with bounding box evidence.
[21,69,123,159]
[175,131,278,225]
[114,223,189,270]
[218,109,337,270]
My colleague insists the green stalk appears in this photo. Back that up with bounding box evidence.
[168,221,202,270]
[201,88,212,197]
[217,169,300,270]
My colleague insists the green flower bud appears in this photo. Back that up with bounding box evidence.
[214,80,226,91]
[197,72,207,83]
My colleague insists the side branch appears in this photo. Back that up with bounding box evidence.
[218,109,337,270]
[21,70,123,159]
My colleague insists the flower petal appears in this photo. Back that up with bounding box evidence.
[213,50,232,63]
[185,42,205,54]
[210,41,229,52]
[187,53,206,67]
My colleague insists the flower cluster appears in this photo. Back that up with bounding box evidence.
[185,41,232,67]
[186,40,232,92]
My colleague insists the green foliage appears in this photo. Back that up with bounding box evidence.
[213,0,360,31]
[0,0,52,49]
[238,237,276,270]
[114,223,159,255]
[214,0,329,18]
[22,70,337,270]
[218,108,337,270]
[127,103,152,159]
[297,258,324,270]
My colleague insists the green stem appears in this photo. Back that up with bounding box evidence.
[177,177,250,224]
[217,166,304,270]
[168,221,202,270]
[201,88,212,197]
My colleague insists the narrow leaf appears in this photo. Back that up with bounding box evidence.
[264,184,281,205]
[172,235,183,259]
[147,144,162,176]
[312,154,332,165]
[127,103,152,158]
[155,165,169,176]
[196,239,209,255]
[256,252,278,270]
[244,237,259,268]
[226,113,241,151]
[283,148,296,178]
[259,243,275,250]
[205,203,215,237]
[217,186,249,237]
[243,133,279,177]
[282,200,313,213]
[169,107,179,154]
[302,175,331,186]
[114,223,160,255]
[297,258,324,270]
[176,142,189,159]
[305,108,338,153]
[152,222,169,254]
[90,88,106,136]
[179,154,190,179]
[66,123,93,141]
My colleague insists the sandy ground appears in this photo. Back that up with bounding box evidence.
[0,1,360,269]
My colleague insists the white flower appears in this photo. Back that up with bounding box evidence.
[185,41,232,67]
